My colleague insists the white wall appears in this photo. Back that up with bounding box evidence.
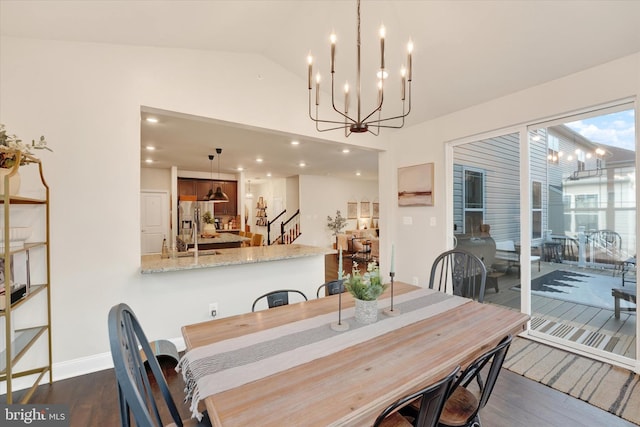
[297,175,378,248]
[388,53,640,287]
[140,168,171,191]
[0,36,384,379]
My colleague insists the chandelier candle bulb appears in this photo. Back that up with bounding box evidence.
[344,83,350,113]
[315,73,321,105]
[379,25,385,70]
[407,40,413,81]
[307,54,313,89]
[330,33,336,73]
[401,68,406,100]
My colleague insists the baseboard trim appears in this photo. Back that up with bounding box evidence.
[1,337,186,394]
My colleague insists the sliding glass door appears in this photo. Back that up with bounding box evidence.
[451,102,636,365]
[528,105,636,361]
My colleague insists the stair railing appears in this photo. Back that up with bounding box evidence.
[267,209,287,245]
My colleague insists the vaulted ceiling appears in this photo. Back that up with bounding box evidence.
[3,1,640,179]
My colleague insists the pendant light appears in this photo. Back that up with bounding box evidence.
[204,154,215,200]
[246,179,254,199]
[211,147,229,202]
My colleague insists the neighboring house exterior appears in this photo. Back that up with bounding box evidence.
[453,122,636,259]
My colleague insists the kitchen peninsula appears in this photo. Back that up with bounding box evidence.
[139,243,333,327]
[141,244,332,274]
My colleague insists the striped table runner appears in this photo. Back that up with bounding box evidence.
[178,288,468,419]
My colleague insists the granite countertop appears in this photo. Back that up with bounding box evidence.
[177,232,249,245]
[141,244,335,274]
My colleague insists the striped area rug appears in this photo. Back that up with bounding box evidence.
[504,336,640,425]
[530,316,620,352]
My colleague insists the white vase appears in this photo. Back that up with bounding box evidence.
[203,223,217,236]
[354,298,378,324]
[0,168,20,196]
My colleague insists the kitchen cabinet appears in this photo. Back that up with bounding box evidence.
[0,149,52,404]
[219,181,237,216]
[178,179,196,199]
[178,178,237,215]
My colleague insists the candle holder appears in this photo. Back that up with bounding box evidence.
[330,289,350,331]
[383,272,400,316]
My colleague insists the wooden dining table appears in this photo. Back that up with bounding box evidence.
[180,282,529,427]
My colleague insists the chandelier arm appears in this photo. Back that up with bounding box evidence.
[310,93,357,126]
[360,90,385,124]
[364,85,412,126]
[330,73,357,124]
[316,123,357,132]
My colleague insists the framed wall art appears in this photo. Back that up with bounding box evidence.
[347,202,358,219]
[398,162,434,206]
[372,202,379,219]
[360,200,370,218]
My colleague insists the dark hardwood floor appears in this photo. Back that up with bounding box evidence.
[3,360,634,427]
[2,254,634,426]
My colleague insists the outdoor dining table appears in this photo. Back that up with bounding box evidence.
[180,282,529,427]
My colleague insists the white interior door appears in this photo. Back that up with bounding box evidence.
[141,190,169,255]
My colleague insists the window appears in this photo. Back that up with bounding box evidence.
[548,134,559,164]
[575,194,597,208]
[532,181,542,239]
[463,168,485,234]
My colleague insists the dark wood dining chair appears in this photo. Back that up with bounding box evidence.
[316,279,345,298]
[429,249,487,303]
[251,289,308,312]
[373,366,460,427]
[438,335,513,427]
[107,303,211,427]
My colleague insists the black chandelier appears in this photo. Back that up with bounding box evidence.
[307,0,413,136]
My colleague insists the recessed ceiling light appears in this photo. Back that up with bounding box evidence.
[145,146,156,151]
[256,158,263,163]
[356,171,361,176]
[342,148,350,154]
[146,117,158,123]
[145,159,153,163]
[291,140,300,146]
[237,167,244,171]
[267,172,272,177]
[299,162,306,167]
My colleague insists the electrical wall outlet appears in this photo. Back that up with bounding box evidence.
[209,302,219,318]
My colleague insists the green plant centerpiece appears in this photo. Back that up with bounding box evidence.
[326,210,347,235]
[345,261,387,324]
[201,210,218,236]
